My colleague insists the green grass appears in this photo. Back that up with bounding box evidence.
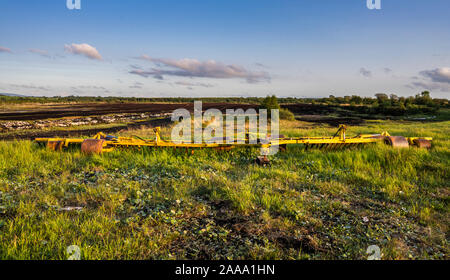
[0,120,448,260]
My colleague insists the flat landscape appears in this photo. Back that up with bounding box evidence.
[0,99,448,260]
[0,102,363,140]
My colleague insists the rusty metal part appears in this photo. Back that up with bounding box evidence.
[256,155,270,166]
[413,139,432,149]
[305,142,362,150]
[279,144,287,152]
[81,139,105,154]
[47,141,64,151]
[385,136,409,148]
[369,135,386,140]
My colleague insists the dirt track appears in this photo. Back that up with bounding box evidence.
[0,118,173,141]
[0,103,257,121]
[0,102,257,140]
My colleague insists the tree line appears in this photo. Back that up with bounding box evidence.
[1,91,448,116]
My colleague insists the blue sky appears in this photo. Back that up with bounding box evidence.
[0,0,449,98]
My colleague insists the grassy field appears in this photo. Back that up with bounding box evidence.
[0,119,448,260]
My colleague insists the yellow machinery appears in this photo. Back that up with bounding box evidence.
[35,125,432,155]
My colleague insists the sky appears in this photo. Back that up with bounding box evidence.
[0,0,449,98]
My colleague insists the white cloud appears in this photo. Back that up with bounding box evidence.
[132,55,270,83]
[9,84,50,91]
[0,46,12,53]
[419,67,450,84]
[407,81,450,92]
[383,67,392,74]
[359,67,372,78]
[129,82,144,89]
[69,85,110,94]
[174,81,214,88]
[29,49,51,58]
[406,67,450,92]
[64,43,102,60]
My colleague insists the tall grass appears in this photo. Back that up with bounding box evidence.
[0,120,448,259]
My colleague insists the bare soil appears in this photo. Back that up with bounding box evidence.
[0,118,173,141]
[0,102,366,140]
[0,102,257,121]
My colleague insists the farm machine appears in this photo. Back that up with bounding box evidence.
[35,125,432,164]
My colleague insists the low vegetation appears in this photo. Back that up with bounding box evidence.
[1,91,448,118]
[0,119,448,260]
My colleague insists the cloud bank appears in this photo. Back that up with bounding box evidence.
[9,83,50,91]
[383,67,392,74]
[64,43,102,60]
[407,81,450,92]
[174,81,214,88]
[419,67,450,84]
[131,55,270,83]
[129,82,144,89]
[406,67,450,92]
[29,49,51,58]
[0,46,12,53]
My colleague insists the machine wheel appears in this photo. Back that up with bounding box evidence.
[47,141,64,151]
[385,136,409,148]
[81,139,105,154]
[413,139,432,149]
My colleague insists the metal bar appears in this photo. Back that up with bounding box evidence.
[34,125,433,153]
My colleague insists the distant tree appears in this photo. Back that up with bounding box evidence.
[375,93,389,103]
[415,91,433,106]
[362,97,374,105]
[343,96,351,103]
[405,96,414,106]
[328,95,336,103]
[261,95,282,119]
[421,91,430,97]
[335,97,344,104]
[390,94,399,101]
[261,95,280,111]
[350,95,363,104]
[390,94,399,106]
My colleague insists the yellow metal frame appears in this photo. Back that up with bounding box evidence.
[35,125,432,152]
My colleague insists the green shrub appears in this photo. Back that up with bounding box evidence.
[279,108,295,121]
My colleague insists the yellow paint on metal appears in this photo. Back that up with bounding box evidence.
[34,125,433,153]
